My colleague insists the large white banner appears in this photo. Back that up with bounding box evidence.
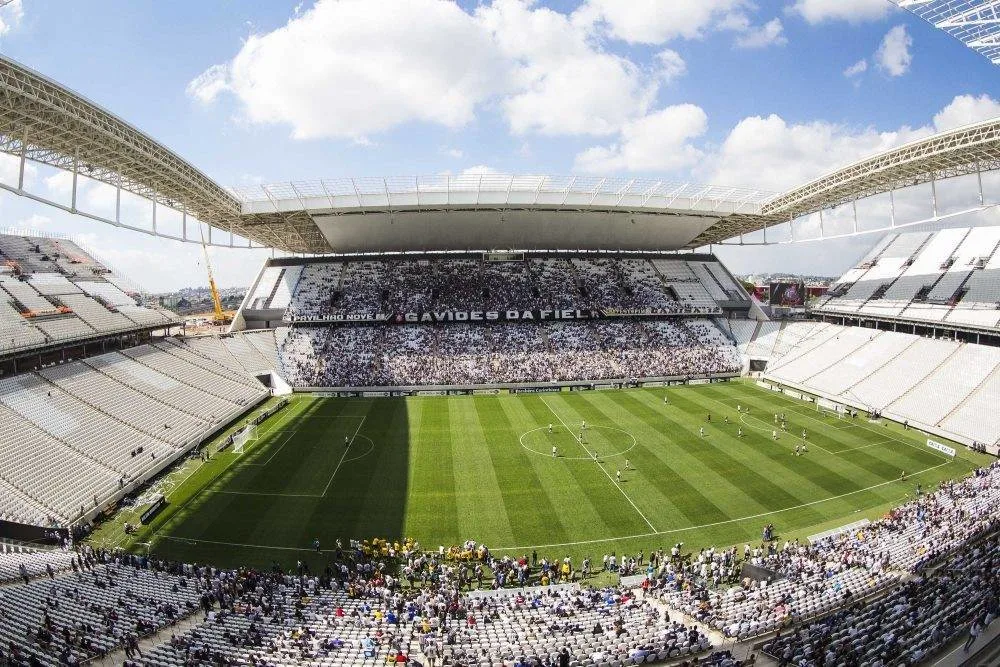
[926,439,956,457]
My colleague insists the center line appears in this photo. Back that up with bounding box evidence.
[321,414,367,497]
[542,398,657,532]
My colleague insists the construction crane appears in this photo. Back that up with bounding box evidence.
[198,225,232,326]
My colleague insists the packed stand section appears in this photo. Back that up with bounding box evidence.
[277,254,738,321]
[279,318,741,387]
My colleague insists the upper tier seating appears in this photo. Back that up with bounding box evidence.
[0,233,179,354]
[277,255,740,320]
[816,226,1000,332]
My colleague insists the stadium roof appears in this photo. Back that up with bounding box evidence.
[890,1,1000,66]
[3,53,1000,252]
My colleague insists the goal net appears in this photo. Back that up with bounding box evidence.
[233,424,258,454]
[815,397,844,419]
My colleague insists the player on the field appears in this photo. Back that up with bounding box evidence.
[802,429,807,439]
[552,446,557,458]
[581,420,587,430]
[772,430,778,440]
[738,427,744,438]
[699,427,705,437]
[706,413,711,422]
[625,458,631,470]
[616,469,622,482]
[794,444,801,456]
[548,423,553,434]
[344,436,350,447]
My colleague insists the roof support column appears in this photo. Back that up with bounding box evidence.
[931,175,939,218]
[852,200,859,234]
[16,126,27,191]
[889,189,896,229]
[70,149,78,213]
[115,173,122,227]
[977,163,985,205]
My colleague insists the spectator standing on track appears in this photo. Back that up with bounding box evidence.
[964,617,983,652]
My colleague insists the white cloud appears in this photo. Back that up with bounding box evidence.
[574,105,708,173]
[442,147,464,159]
[478,0,657,136]
[843,59,867,78]
[656,49,687,83]
[15,213,50,231]
[734,18,787,49]
[189,0,508,141]
[789,0,890,24]
[932,94,1000,132]
[700,114,930,192]
[876,25,912,77]
[0,0,24,36]
[581,0,747,43]
[193,0,676,140]
[186,64,230,104]
[461,165,501,175]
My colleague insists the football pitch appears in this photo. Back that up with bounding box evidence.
[97,381,993,570]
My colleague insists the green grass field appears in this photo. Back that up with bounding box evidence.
[92,381,992,571]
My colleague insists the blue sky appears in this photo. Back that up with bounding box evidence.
[1,0,1000,290]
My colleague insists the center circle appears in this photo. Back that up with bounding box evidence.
[519,425,637,460]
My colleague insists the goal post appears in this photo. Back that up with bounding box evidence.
[232,424,258,454]
[815,397,844,419]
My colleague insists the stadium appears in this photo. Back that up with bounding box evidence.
[1,2,1000,666]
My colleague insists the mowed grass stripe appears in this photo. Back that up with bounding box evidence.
[522,395,653,537]
[405,397,460,544]
[568,390,737,527]
[338,399,409,540]
[446,397,517,546]
[494,396,619,544]
[704,384,940,484]
[633,388,839,525]
[132,386,995,568]
[472,396,572,546]
[611,389,788,520]
[634,390,821,520]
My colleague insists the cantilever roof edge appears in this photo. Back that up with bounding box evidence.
[687,114,1000,247]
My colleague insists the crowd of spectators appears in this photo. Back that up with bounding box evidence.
[762,528,999,665]
[0,537,713,666]
[278,319,742,387]
[283,256,738,320]
[651,461,1000,649]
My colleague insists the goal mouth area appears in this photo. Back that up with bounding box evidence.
[232,424,259,453]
